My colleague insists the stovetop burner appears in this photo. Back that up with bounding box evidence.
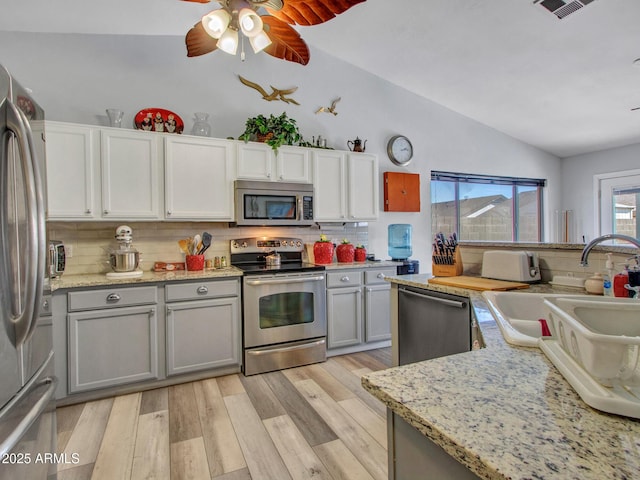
[230,237,324,275]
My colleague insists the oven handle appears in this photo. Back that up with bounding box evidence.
[245,275,325,286]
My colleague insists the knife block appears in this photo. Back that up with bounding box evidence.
[432,249,463,277]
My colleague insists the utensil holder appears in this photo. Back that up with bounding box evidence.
[432,249,463,277]
[185,254,205,271]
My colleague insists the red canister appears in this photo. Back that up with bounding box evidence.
[614,271,630,297]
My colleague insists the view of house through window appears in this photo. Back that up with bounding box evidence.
[431,171,545,242]
[612,187,639,238]
[595,170,640,240]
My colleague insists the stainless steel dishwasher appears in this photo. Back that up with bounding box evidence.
[397,285,471,365]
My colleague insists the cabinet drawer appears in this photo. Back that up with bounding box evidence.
[165,279,239,302]
[327,271,363,288]
[365,268,396,285]
[68,286,158,311]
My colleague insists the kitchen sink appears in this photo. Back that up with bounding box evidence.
[482,291,583,347]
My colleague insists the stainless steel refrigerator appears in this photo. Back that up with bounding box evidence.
[0,65,57,479]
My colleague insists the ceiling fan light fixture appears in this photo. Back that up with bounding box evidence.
[249,30,272,53]
[238,8,263,37]
[202,9,231,39]
[217,27,239,55]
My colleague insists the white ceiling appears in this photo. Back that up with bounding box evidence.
[3,0,640,158]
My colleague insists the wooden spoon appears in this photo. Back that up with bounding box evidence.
[178,238,190,254]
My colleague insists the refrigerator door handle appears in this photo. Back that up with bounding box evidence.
[0,376,57,457]
[4,99,45,347]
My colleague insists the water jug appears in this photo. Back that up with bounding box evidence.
[388,224,412,260]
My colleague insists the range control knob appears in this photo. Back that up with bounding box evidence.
[242,241,248,248]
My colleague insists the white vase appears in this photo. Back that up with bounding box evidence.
[191,112,212,137]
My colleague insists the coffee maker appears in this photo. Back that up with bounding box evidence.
[388,224,419,275]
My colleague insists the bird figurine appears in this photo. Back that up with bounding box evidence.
[315,97,341,115]
[238,75,300,105]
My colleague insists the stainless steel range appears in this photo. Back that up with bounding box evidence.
[231,237,327,376]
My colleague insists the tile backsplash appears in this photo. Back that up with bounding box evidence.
[48,221,369,275]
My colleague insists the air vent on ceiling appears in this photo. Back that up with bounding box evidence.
[534,0,596,19]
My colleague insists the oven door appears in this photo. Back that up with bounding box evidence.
[243,272,326,348]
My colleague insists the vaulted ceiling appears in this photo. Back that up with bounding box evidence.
[2,0,640,158]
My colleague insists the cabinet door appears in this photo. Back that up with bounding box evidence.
[327,286,362,348]
[45,122,98,219]
[236,142,273,180]
[277,146,311,183]
[312,150,346,221]
[68,305,158,393]
[165,136,235,220]
[166,297,240,376]
[348,153,379,220]
[101,129,161,219]
[365,284,392,342]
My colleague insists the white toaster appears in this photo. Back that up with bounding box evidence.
[481,250,541,283]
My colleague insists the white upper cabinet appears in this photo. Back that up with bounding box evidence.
[312,150,379,222]
[164,136,236,220]
[236,142,311,183]
[45,122,98,220]
[101,129,162,220]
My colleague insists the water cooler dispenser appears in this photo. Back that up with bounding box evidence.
[388,224,419,275]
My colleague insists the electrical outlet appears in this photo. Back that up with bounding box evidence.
[65,245,73,258]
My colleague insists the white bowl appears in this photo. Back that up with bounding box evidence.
[544,297,640,384]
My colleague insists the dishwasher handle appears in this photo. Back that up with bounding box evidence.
[400,288,467,309]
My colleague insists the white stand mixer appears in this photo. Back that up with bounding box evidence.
[106,225,144,279]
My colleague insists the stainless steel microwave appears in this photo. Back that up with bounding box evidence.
[234,180,314,226]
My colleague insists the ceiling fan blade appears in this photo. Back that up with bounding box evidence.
[632,107,640,111]
[262,16,310,65]
[181,0,213,3]
[265,0,366,26]
[253,0,283,10]
[185,22,218,57]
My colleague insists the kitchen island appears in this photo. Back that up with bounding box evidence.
[362,274,640,480]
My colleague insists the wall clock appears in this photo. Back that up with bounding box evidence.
[387,135,413,166]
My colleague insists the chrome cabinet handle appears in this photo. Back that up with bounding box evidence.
[103,209,109,215]
[167,210,172,216]
[106,293,121,303]
[340,276,350,282]
[197,286,209,295]
[377,273,385,279]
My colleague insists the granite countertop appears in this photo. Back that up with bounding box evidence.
[50,266,244,290]
[362,275,640,480]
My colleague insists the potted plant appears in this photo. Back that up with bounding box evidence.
[313,234,334,265]
[239,112,301,154]
[336,238,355,263]
[354,244,367,262]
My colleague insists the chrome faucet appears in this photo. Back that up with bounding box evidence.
[580,234,640,266]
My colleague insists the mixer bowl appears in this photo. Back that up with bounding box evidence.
[110,251,140,272]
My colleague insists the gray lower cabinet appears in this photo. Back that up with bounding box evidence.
[327,267,395,350]
[165,279,240,376]
[68,304,158,393]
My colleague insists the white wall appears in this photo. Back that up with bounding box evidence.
[561,142,640,242]
[0,31,560,271]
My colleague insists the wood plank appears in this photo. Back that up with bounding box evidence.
[215,468,252,480]
[338,397,387,448]
[56,403,85,433]
[91,392,141,480]
[351,352,389,372]
[224,392,292,480]
[331,354,368,372]
[321,359,385,418]
[262,371,338,447]
[57,463,95,480]
[59,397,114,471]
[281,365,312,383]
[295,363,355,402]
[428,275,530,291]
[139,386,168,415]
[239,373,286,420]
[193,378,247,477]
[131,410,170,480]
[217,373,246,396]
[170,437,211,480]
[313,439,375,480]
[168,383,202,443]
[263,414,333,480]
[295,379,387,480]
[364,347,391,368]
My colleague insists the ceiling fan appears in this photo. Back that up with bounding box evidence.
[182,0,366,65]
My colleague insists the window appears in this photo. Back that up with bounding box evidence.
[595,169,640,240]
[431,171,545,242]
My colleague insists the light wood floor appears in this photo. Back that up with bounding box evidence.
[56,348,392,480]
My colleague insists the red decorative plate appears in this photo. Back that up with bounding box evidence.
[134,108,183,134]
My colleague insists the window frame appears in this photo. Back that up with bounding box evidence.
[594,168,640,239]
[431,171,546,242]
